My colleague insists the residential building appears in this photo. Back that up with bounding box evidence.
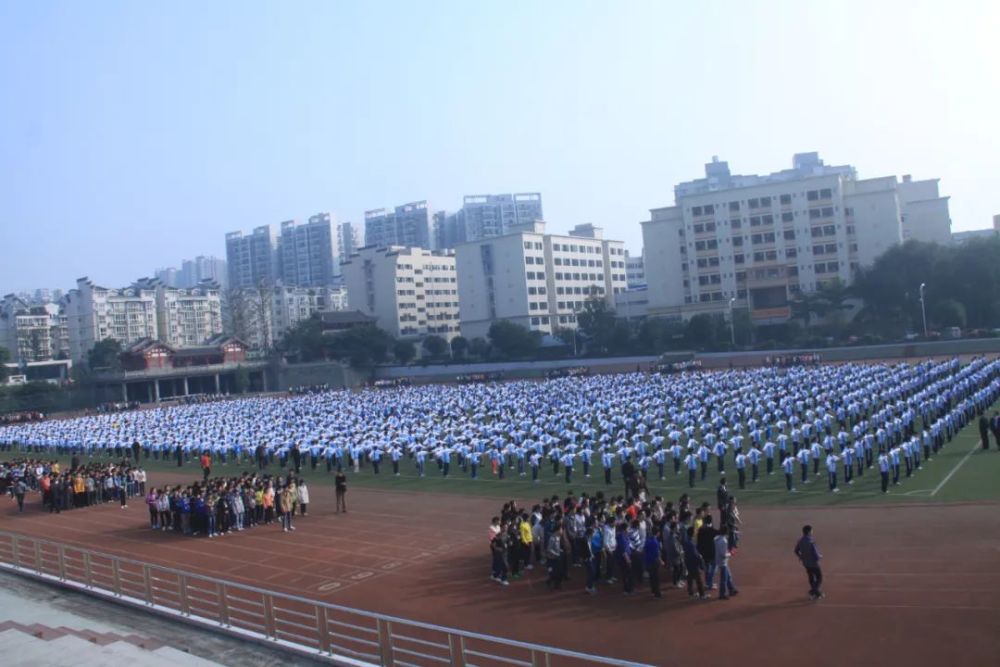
[615,287,650,322]
[154,267,180,287]
[0,296,68,363]
[226,226,278,289]
[337,222,360,261]
[460,193,543,242]
[226,284,348,351]
[142,279,224,349]
[953,216,1000,244]
[62,278,159,363]
[364,201,432,249]
[455,221,627,340]
[341,246,460,340]
[279,213,338,287]
[432,210,466,250]
[180,256,228,289]
[625,250,646,288]
[641,152,952,324]
[897,175,952,245]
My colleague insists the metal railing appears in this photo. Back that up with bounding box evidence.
[0,530,652,667]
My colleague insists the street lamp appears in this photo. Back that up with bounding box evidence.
[729,296,737,346]
[919,282,928,338]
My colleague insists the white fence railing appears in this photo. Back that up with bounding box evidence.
[0,530,652,667]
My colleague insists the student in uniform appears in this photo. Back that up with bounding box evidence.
[782,454,796,492]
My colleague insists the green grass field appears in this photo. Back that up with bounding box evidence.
[4,401,999,507]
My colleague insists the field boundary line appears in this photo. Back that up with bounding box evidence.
[931,442,981,496]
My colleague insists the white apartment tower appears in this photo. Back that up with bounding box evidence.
[0,296,68,363]
[341,246,460,340]
[641,153,952,324]
[455,221,627,340]
[147,280,224,348]
[364,201,433,249]
[62,278,159,362]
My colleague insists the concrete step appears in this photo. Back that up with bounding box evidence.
[0,626,223,667]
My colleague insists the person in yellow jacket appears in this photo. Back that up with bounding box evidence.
[519,514,534,571]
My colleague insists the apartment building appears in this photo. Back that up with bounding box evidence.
[460,193,543,243]
[337,222,360,260]
[0,296,68,363]
[226,226,278,289]
[625,250,646,288]
[279,214,338,286]
[62,278,160,362]
[364,201,432,249]
[341,246,459,340]
[641,153,951,324]
[455,221,628,340]
[150,280,224,349]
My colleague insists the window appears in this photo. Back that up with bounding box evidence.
[704,204,715,214]
[735,271,746,282]
[734,253,745,264]
[781,212,794,223]
[705,222,716,232]
[822,207,834,217]
[762,214,774,225]
[784,230,796,240]
[780,194,792,205]
[760,196,772,207]
[786,247,798,258]
[729,201,740,212]
[524,241,532,249]
[692,206,702,216]
[809,208,822,219]
[807,190,818,201]
[788,266,799,277]
[730,218,742,229]
[820,188,832,199]
[694,224,704,233]
[750,216,762,227]
[824,225,836,236]
[732,237,743,247]
[748,198,760,209]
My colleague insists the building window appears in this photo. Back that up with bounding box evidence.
[780,194,792,205]
[781,212,794,223]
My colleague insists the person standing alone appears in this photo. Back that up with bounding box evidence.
[334,470,347,513]
[794,525,823,600]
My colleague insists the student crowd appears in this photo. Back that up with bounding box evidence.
[144,473,311,537]
[488,488,744,600]
[1,458,146,512]
[0,358,998,501]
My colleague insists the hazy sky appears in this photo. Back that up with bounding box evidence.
[2,0,998,293]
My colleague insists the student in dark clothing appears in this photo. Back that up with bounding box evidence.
[682,527,709,600]
[979,415,990,450]
[794,524,824,600]
[644,528,664,598]
[696,515,718,589]
[334,471,347,513]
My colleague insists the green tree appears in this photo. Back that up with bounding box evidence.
[0,346,10,383]
[393,340,416,364]
[932,298,967,328]
[468,337,490,359]
[327,325,393,369]
[488,321,541,359]
[422,335,448,358]
[279,316,329,362]
[450,336,469,359]
[87,338,123,372]
[684,314,720,349]
[576,296,622,354]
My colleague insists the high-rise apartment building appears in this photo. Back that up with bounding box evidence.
[641,153,952,324]
[62,278,160,362]
[364,201,432,249]
[133,279,224,349]
[226,226,278,289]
[0,295,68,363]
[337,222,360,261]
[432,211,466,250]
[460,193,543,242]
[279,213,338,287]
[341,246,459,340]
[455,221,627,340]
[180,256,228,289]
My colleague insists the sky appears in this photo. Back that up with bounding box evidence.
[2,0,998,293]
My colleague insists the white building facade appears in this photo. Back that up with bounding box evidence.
[0,296,68,363]
[641,153,952,324]
[342,246,459,340]
[455,221,628,340]
[153,281,224,348]
[62,278,159,362]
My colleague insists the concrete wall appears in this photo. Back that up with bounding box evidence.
[374,337,1000,381]
[272,360,362,390]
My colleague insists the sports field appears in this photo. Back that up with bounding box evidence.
[6,398,997,507]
